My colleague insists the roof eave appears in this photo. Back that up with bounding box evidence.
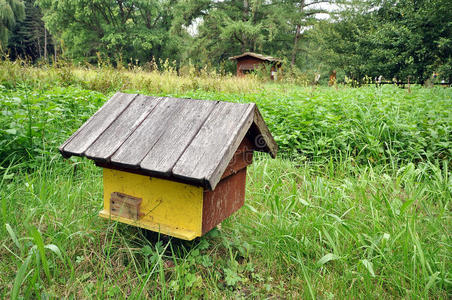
[229,52,281,63]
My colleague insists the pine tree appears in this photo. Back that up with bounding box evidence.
[0,0,25,48]
[8,0,53,61]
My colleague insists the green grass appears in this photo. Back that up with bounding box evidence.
[0,67,451,298]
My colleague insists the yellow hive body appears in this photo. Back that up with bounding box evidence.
[99,168,204,240]
[59,93,277,240]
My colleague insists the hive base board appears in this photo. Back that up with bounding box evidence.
[99,210,199,240]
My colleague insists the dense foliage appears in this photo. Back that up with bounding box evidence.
[1,71,450,169]
[0,0,24,47]
[0,85,105,167]
[34,0,180,64]
[8,0,54,61]
[312,0,452,83]
[187,87,451,165]
[4,0,450,82]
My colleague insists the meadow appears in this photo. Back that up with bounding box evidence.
[0,61,450,298]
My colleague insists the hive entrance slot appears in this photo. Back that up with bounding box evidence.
[110,192,142,220]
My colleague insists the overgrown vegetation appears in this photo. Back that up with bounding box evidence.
[1,60,450,167]
[0,64,451,298]
[4,0,452,83]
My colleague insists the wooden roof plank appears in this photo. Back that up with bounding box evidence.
[59,92,278,189]
[84,95,162,162]
[58,93,126,155]
[204,104,255,189]
[110,97,184,168]
[172,102,254,189]
[139,99,218,176]
[60,92,137,157]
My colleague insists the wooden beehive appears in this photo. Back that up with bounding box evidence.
[229,52,282,80]
[59,93,277,240]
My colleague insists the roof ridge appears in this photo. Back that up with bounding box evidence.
[228,52,281,62]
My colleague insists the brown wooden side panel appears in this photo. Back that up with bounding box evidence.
[236,57,264,76]
[202,168,247,235]
[221,136,254,180]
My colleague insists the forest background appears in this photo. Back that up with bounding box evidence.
[1,0,451,84]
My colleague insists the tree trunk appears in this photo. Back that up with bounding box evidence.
[243,0,248,21]
[242,0,249,52]
[291,24,301,66]
[54,39,57,62]
[37,36,42,58]
[44,27,47,61]
[291,1,305,67]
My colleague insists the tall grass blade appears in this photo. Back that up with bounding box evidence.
[6,224,22,253]
[30,227,51,281]
[44,244,64,263]
[11,255,32,300]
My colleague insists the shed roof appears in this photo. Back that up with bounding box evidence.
[228,52,281,62]
[59,92,277,190]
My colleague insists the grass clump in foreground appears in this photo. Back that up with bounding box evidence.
[0,69,451,298]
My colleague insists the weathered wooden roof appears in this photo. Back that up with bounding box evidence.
[228,52,281,62]
[59,92,277,190]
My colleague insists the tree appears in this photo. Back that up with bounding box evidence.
[285,0,334,66]
[190,0,272,65]
[36,0,180,64]
[172,0,336,72]
[8,0,53,61]
[0,0,25,48]
[175,1,292,69]
[311,0,452,83]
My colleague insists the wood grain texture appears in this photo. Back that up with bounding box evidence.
[110,97,184,168]
[140,99,217,176]
[59,92,278,188]
[61,92,137,156]
[253,107,278,158]
[84,95,161,162]
[205,104,255,189]
[110,192,142,220]
[59,92,126,156]
[172,102,254,190]
[202,168,247,234]
[220,136,254,180]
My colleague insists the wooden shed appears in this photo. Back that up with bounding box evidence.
[59,92,277,240]
[229,52,282,80]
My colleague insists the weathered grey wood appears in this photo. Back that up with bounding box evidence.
[253,107,278,158]
[172,102,254,189]
[206,104,255,188]
[140,99,217,175]
[84,95,161,161]
[59,92,126,154]
[61,92,137,156]
[110,192,142,220]
[60,92,278,189]
[110,97,184,168]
